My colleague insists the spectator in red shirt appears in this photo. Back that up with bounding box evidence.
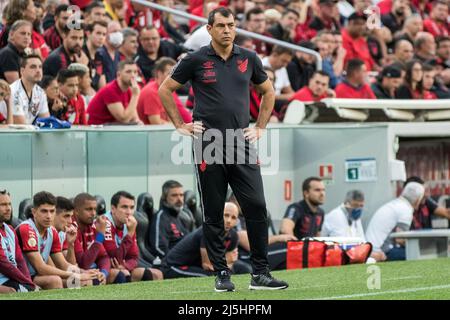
[43,4,70,51]
[422,64,438,99]
[88,59,141,125]
[414,32,437,62]
[342,12,375,71]
[56,69,87,125]
[138,57,191,125]
[17,191,97,289]
[396,59,424,98]
[0,190,35,293]
[423,0,449,37]
[290,71,334,102]
[335,58,376,99]
[103,191,163,282]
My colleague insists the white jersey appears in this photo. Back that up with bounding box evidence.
[10,79,48,124]
[365,197,414,253]
[322,205,366,240]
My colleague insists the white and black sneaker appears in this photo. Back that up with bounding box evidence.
[249,272,289,290]
[215,270,235,292]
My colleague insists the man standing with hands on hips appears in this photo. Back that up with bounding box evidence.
[159,7,288,292]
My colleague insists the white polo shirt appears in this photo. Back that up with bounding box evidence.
[261,57,291,95]
[365,197,414,253]
[10,79,48,124]
[322,204,366,240]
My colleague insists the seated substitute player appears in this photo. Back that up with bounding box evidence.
[103,191,163,282]
[0,189,36,293]
[162,202,239,279]
[16,191,98,290]
[73,193,122,284]
[52,196,77,265]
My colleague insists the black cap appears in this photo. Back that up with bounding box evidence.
[348,11,367,22]
[381,65,402,78]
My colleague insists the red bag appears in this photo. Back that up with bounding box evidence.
[345,243,372,264]
[324,244,344,267]
[286,239,326,269]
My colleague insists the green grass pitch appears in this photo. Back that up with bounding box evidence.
[2,258,450,300]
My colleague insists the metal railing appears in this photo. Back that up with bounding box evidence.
[131,0,322,70]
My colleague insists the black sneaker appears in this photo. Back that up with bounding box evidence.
[215,270,235,292]
[249,272,289,290]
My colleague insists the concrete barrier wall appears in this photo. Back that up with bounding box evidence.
[2,122,450,228]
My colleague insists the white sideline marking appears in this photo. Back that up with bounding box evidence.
[313,284,450,300]
[383,275,423,281]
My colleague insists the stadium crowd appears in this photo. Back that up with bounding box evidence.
[0,0,448,125]
[1,175,449,293]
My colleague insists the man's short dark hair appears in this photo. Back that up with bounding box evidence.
[57,69,78,84]
[33,191,57,208]
[117,58,136,71]
[234,34,252,46]
[73,193,96,209]
[61,23,85,35]
[20,54,42,68]
[55,4,70,17]
[86,20,108,33]
[85,1,105,13]
[271,45,294,57]
[111,191,135,207]
[245,7,264,21]
[404,176,424,187]
[208,7,235,26]
[302,177,322,193]
[345,58,365,77]
[153,57,176,77]
[56,196,74,213]
[436,35,450,49]
[161,180,183,202]
[311,70,330,79]
[40,75,55,90]
[422,63,435,72]
[282,8,300,19]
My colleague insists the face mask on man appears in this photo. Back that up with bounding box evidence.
[108,31,123,48]
[350,207,363,220]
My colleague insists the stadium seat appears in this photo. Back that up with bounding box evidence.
[7,205,22,228]
[94,195,106,215]
[184,190,203,228]
[135,193,157,267]
[179,208,197,232]
[18,198,32,221]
